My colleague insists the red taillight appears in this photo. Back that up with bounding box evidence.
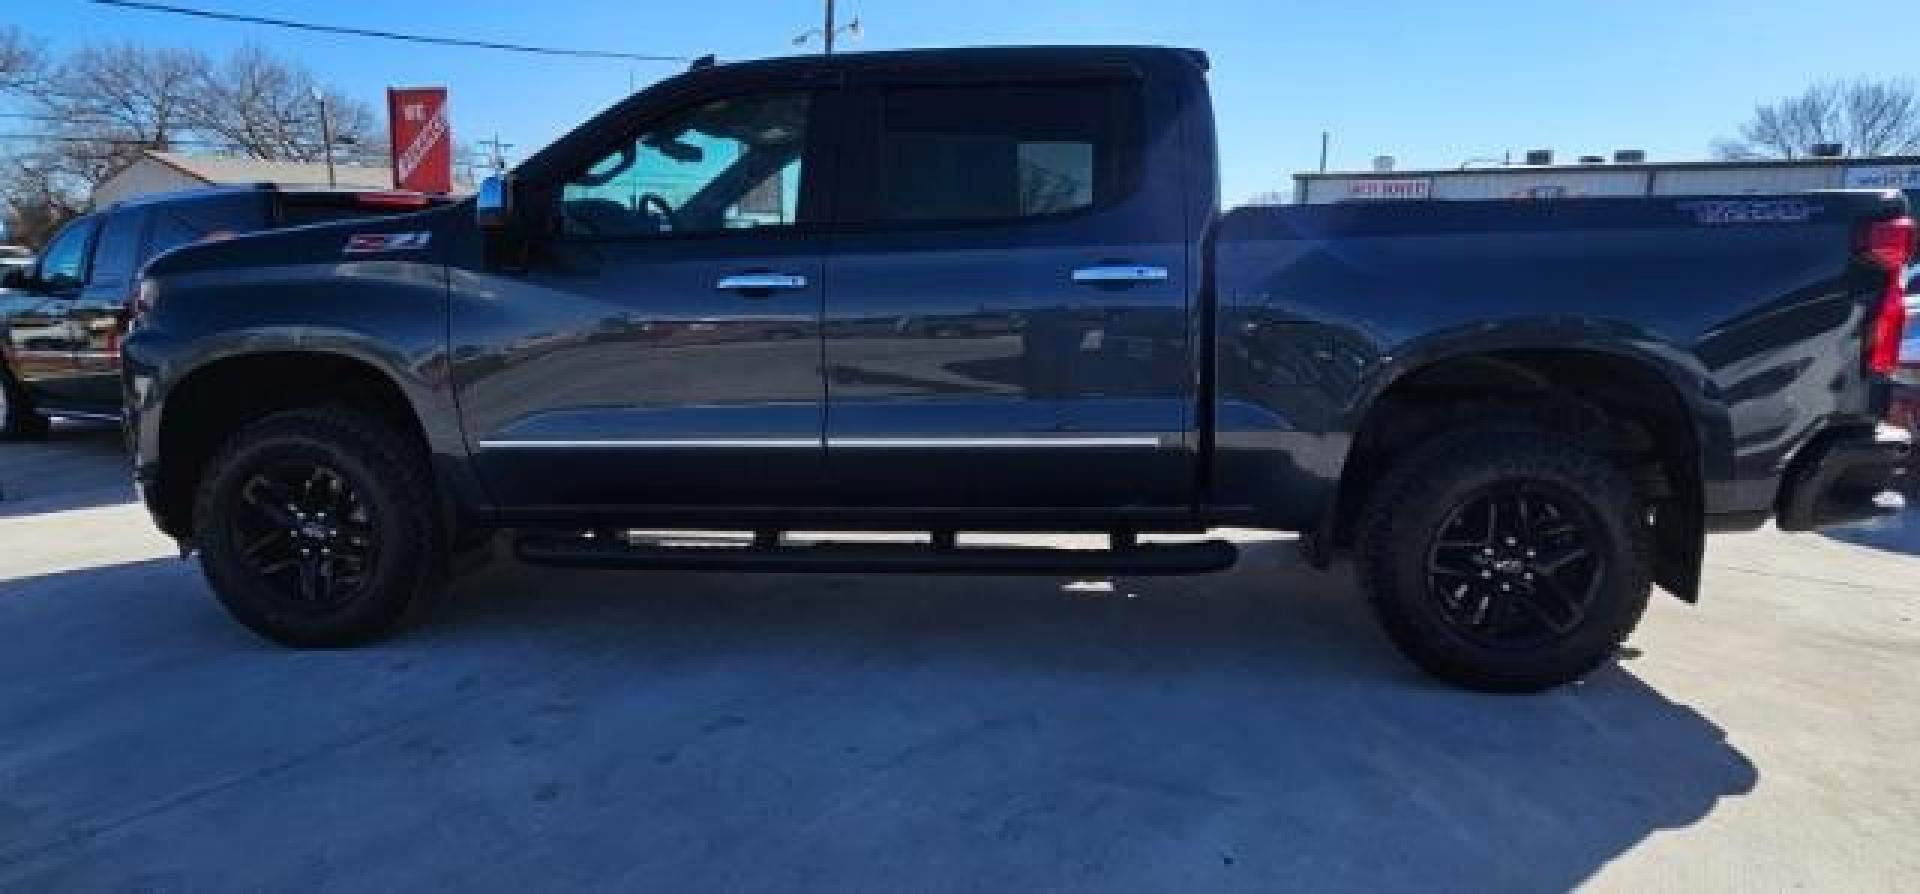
[1863,216,1913,375]
[354,191,432,209]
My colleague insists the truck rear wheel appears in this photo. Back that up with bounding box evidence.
[1356,426,1651,692]
[194,408,444,647]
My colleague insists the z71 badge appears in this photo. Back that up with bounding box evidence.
[343,232,432,254]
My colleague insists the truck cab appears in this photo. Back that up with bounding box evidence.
[458,47,1211,519]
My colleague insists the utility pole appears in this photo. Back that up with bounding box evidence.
[794,1,858,55]
[1318,131,1330,173]
[315,88,337,188]
[477,134,515,173]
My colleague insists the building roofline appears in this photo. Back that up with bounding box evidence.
[1295,155,1920,180]
[138,149,217,183]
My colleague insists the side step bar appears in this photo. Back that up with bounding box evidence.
[513,536,1238,576]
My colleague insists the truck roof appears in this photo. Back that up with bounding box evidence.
[517,45,1207,183]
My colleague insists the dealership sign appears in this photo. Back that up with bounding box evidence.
[1341,178,1432,200]
[387,87,452,194]
[1843,166,1920,191]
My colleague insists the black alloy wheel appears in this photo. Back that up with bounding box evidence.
[1424,482,1603,651]
[195,407,445,647]
[1357,425,1652,693]
[229,459,379,610]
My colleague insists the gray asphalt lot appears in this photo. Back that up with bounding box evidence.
[1,421,1916,891]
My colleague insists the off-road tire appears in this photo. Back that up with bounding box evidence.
[194,407,445,647]
[1356,425,1652,693]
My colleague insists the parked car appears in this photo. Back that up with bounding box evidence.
[123,46,1912,691]
[0,186,447,437]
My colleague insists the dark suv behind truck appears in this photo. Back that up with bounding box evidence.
[121,47,1913,691]
[0,185,445,436]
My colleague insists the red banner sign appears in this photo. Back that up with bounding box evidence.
[386,87,452,194]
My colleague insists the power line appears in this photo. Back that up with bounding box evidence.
[88,0,696,63]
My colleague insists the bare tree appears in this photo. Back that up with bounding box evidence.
[1719,79,1920,159]
[1,34,392,231]
[0,26,43,93]
[190,46,377,163]
[41,44,208,149]
[0,155,87,248]
[17,42,212,210]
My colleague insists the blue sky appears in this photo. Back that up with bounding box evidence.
[8,0,1917,202]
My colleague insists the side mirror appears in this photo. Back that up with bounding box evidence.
[476,174,515,231]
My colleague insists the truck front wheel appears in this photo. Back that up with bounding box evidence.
[194,408,445,647]
[1356,426,1652,692]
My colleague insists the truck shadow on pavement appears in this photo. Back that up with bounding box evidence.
[1821,503,1920,556]
[0,420,132,519]
[0,538,1758,891]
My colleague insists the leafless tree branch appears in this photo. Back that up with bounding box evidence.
[1719,78,1920,159]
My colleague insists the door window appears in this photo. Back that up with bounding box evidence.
[868,81,1139,223]
[88,210,145,290]
[36,217,97,291]
[561,91,811,238]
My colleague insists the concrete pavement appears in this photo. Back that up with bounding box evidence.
[1,422,1916,891]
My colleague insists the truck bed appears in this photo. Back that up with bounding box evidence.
[1209,191,1904,527]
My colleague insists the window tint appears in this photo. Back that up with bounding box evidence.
[561,91,810,238]
[872,81,1137,223]
[36,217,97,291]
[89,210,145,288]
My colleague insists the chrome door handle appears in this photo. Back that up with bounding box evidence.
[716,273,808,291]
[1071,265,1169,285]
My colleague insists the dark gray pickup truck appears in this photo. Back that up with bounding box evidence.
[120,46,1912,691]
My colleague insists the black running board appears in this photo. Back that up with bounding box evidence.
[513,536,1238,575]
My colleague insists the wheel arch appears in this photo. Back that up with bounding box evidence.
[1326,333,1729,601]
[143,337,472,542]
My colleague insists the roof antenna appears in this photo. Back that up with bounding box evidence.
[689,54,716,71]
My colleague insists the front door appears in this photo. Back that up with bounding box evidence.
[453,86,837,510]
[821,72,1198,511]
[4,216,96,411]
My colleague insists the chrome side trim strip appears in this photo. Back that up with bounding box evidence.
[478,436,1170,450]
[478,439,819,449]
[830,437,1164,448]
[49,410,125,422]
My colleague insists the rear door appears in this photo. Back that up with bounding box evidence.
[4,215,96,410]
[820,65,1197,510]
[66,206,149,412]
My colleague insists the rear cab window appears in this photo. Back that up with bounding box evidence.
[144,198,261,261]
[88,209,147,291]
[862,79,1141,224]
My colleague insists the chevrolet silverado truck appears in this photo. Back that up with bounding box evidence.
[121,46,1914,691]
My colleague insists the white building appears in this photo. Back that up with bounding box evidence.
[94,150,395,207]
[1294,155,1920,205]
